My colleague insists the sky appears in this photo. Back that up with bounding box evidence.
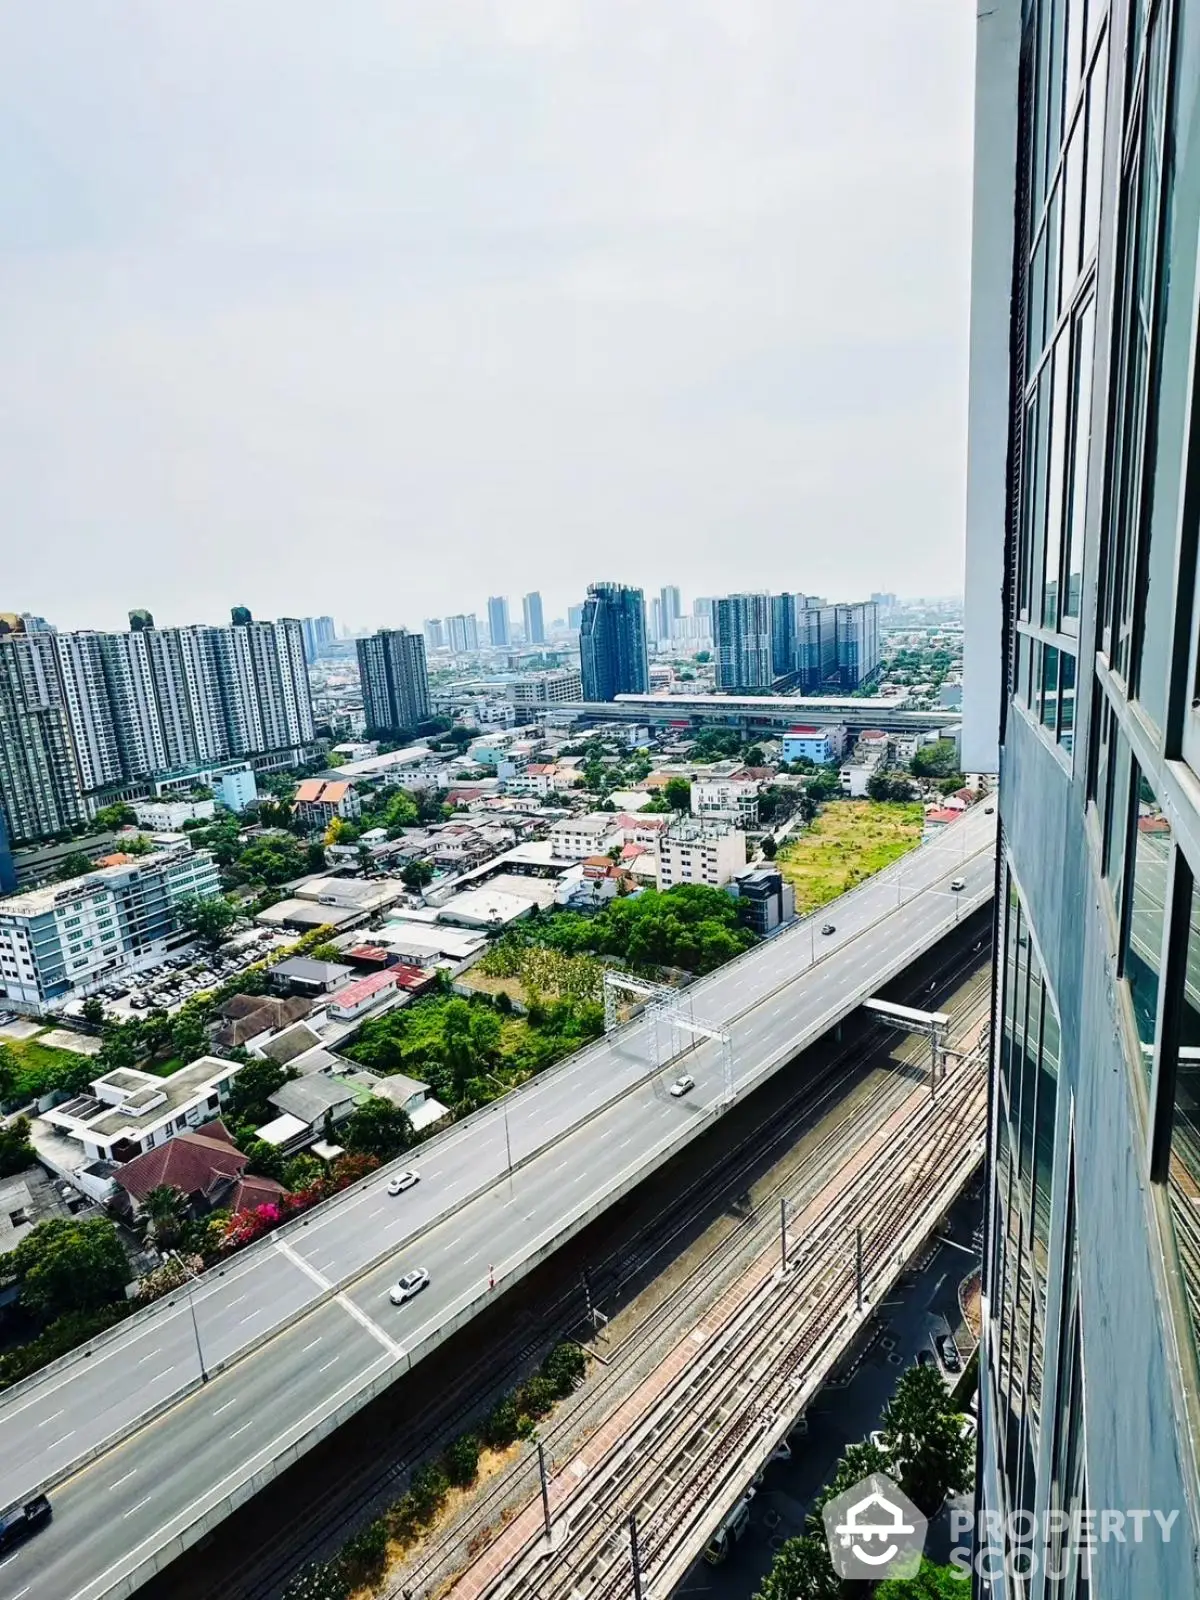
[2,1,977,634]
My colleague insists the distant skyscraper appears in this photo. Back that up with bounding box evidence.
[648,597,664,644]
[579,583,649,702]
[299,615,337,662]
[445,613,480,653]
[423,618,445,652]
[832,602,880,690]
[18,614,54,634]
[356,629,431,736]
[713,595,773,691]
[793,598,838,692]
[567,603,585,631]
[660,586,682,639]
[487,596,510,648]
[229,605,253,628]
[522,591,546,646]
[128,609,155,632]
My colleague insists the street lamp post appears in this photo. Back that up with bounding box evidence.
[172,1251,208,1383]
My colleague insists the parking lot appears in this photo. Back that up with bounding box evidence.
[59,930,296,1024]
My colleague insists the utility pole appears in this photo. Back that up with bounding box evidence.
[582,1264,596,1333]
[537,1439,552,1541]
[780,1195,788,1273]
[629,1514,644,1600]
[855,1224,864,1312]
[173,1252,208,1383]
[504,1107,513,1182]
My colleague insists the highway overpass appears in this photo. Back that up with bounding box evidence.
[0,806,996,1600]
[555,691,963,736]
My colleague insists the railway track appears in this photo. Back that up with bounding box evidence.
[434,1042,985,1600]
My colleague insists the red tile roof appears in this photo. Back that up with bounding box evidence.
[331,969,399,1008]
[294,779,324,803]
[115,1122,246,1204]
[226,1174,288,1212]
[787,726,823,735]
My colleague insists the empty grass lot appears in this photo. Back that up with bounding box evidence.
[776,799,924,914]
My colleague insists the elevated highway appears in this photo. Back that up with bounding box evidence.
[0,806,995,1600]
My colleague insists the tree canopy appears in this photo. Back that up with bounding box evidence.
[910,740,961,780]
[875,1561,972,1598]
[528,884,756,975]
[341,1098,414,1162]
[176,891,238,948]
[2,1216,130,1320]
[881,1362,976,1514]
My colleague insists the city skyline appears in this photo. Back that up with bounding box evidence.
[4,4,975,632]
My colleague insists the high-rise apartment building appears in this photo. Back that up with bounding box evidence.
[0,613,316,846]
[356,629,431,737]
[659,586,682,638]
[445,613,480,654]
[0,808,15,897]
[423,618,445,652]
[793,599,838,692]
[969,0,1200,1591]
[579,583,649,702]
[521,592,545,646]
[832,601,880,691]
[648,596,665,645]
[567,603,585,631]
[713,594,774,691]
[487,596,510,648]
[300,616,336,662]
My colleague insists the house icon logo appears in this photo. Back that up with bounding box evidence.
[822,1473,927,1579]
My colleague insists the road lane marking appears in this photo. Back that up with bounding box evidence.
[238,1310,263,1324]
[109,1471,138,1491]
[136,1348,161,1363]
[37,1409,65,1426]
[367,1206,385,1218]
[318,1356,340,1373]
[335,1293,404,1358]
[274,1234,332,1291]
[122,1495,153,1518]
[230,1422,255,1439]
[213,1399,237,1416]
[150,1366,176,1381]
[301,1336,323,1352]
[46,1431,75,1448]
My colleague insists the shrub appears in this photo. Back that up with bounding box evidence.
[444,1432,481,1488]
[340,1519,389,1588]
[542,1341,587,1396]
[408,1461,449,1523]
[516,1373,559,1421]
[484,1396,520,1449]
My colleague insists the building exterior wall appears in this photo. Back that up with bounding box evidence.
[579,583,649,702]
[522,591,546,645]
[713,594,773,691]
[974,0,1200,1591]
[356,630,431,736]
[656,819,746,888]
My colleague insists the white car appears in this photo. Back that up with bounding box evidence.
[669,1074,696,1098]
[387,1171,420,1196]
[950,877,966,891]
[389,1268,430,1305]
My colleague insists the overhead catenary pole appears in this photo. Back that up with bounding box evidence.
[629,1513,644,1600]
[537,1439,552,1540]
[780,1195,788,1272]
[856,1223,864,1312]
[173,1252,208,1383]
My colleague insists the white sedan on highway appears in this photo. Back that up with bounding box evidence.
[669,1074,696,1098]
[387,1171,420,1196]
[389,1268,430,1305]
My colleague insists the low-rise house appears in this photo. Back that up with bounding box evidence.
[268,956,354,998]
[615,812,671,850]
[293,779,361,829]
[326,968,408,1022]
[266,1074,358,1137]
[112,1121,285,1220]
[780,726,846,764]
[691,778,761,827]
[210,993,312,1052]
[43,1059,241,1166]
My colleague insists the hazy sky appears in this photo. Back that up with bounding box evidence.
[3,1,976,633]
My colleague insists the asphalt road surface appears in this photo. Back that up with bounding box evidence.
[0,808,995,1600]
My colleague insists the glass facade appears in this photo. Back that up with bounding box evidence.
[974,0,1200,1590]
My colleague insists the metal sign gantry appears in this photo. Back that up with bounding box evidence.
[602,970,735,1106]
[861,996,950,1100]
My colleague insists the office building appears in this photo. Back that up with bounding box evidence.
[567,603,585,631]
[713,594,773,691]
[508,667,583,708]
[728,866,795,936]
[579,583,649,702]
[660,586,682,638]
[423,618,445,653]
[0,845,220,1015]
[356,629,431,737]
[487,596,510,649]
[648,596,664,645]
[970,1,1200,1593]
[522,592,546,646]
[445,613,481,654]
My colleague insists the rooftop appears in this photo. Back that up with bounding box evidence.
[0,846,196,917]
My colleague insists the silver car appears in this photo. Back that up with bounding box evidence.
[389,1268,430,1305]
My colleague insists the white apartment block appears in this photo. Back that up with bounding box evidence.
[656,817,746,890]
[43,1058,241,1166]
[0,846,220,1015]
[548,812,625,860]
[508,668,583,707]
[133,798,216,830]
[691,777,761,827]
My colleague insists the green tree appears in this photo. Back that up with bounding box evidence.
[752,1534,840,1600]
[401,859,434,890]
[761,835,778,860]
[664,776,691,812]
[0,1043,18,1103]
[881,1363,976,1515]
[806,768,841,802]
[236,834,308,886]
[81,995,106,1029]
[306,942,345,964]
[94,802,137,830]
[176,892,238,948]
[339,1519,389,1588]
[55,851,95,882]
[384,790,420,834]
[141,1184,191,1250]
[340,1098,414,1163]
[0,1117,35,1177]
[910,739,960,780]
[225,1058,294,1129]
[875,1560,972,1598]
[443,1433,481,1488]
[235,1134,289,1182]
[3,1216,129,1320]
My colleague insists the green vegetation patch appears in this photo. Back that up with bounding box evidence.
[776,799,924,914]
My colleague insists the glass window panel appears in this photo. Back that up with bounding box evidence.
[1020,390,1040,619]
[1124,770,1170,1082]
[1044,336,1072,627]
[1169,878,1200,1359]
[1033,640,1045,723]
[1046,185,1063,339]
[1082,33,1108,260]
[1063,299,1096,626]
[1061,113,1084,293]
[1059,650,1077,752]
[1018,631,1033,706]
[1029,227,1048,365]
[1104,721,1132,917]
[1047,0,1068,177]
[1042,644,1061,731]
[1019,964,1045,1204]
[1065,0,1085,114]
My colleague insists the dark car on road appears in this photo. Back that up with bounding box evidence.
[936,1332,963,1373]
[0,1495,51,1552]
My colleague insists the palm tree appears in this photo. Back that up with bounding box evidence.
[142,1184,190,1251]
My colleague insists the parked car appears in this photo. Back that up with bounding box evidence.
[703,1487,755,1565]
[669,1074,696,1098]
[387,1171,420,1196]
[821,923,836,935]
[389,1268,430,1305]
[936,1333,963,1373]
